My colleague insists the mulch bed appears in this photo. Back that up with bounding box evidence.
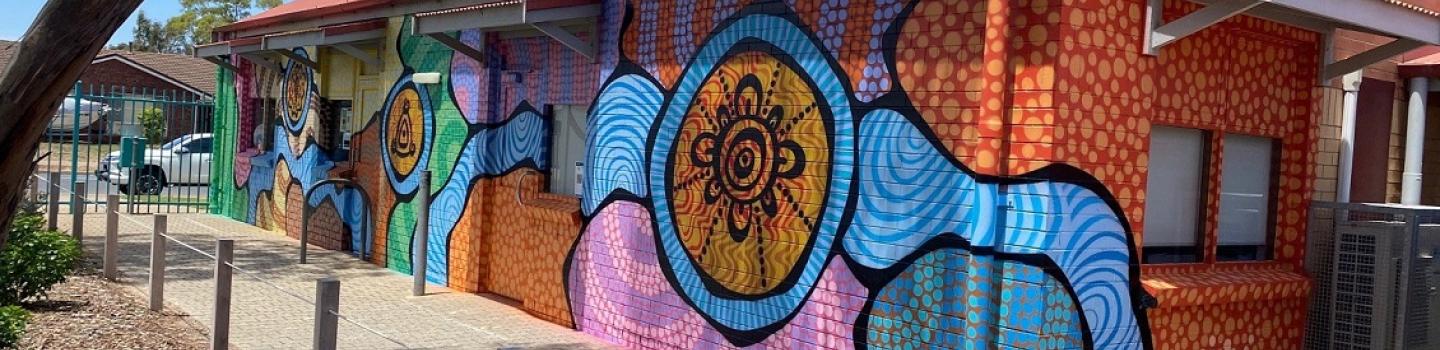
[16,259,208,349]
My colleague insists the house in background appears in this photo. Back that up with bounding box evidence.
[0,40,216,140]
[194,0,1440,349]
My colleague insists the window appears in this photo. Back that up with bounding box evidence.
[1217,133,1276,261]
[548,105,588,196]
[181,137,213,154]
[1143,126,1207,263]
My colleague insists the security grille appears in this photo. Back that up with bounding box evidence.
[1307,203,1440,350]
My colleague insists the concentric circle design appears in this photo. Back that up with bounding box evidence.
[380,76,434,196]
[648,14,855,332]
[669,51,829,296]
[280,49,313,135]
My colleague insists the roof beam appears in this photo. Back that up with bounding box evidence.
[412,1,525,35]
[1269,0,1440,45]
[531,21,593,60]
[203,56,239,71]
[332,43,383,69]
[1324,38,1427,80]
[273,49,319,70]
[240,53,281,72]
[232,0,511,38]
[1147,0,1264,54]
[427,32,486,63]
[262,30,324,50]
[194,42,232,58]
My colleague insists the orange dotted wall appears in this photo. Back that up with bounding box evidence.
[1056,1,1319,349]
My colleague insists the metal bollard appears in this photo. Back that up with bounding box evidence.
[149,215,167,312]
[313,278,340,350]
[71,182,85,244]
[47,172,59,230]
[212,239,233,350]
[104,194,119,280]
[413,170,430,296]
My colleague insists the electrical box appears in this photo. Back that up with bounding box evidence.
[120,137,146,168]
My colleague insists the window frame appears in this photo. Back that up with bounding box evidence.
[544,104,588,198]
[1141,125,1212,264]
[1214,133,1281,262]
[1141,125,1283,265]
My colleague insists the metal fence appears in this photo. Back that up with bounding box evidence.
[1306,202,1440,350]
[34,81,215,214]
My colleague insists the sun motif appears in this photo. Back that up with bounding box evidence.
[667,51,832,295]
[283,64,309,130]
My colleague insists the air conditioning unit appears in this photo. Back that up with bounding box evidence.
[1306,203,1440,350]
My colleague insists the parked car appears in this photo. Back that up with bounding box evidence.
[97,133,213,195]
[47,97,113,134]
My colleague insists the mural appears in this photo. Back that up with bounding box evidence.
[207,0,1324,348]
[568,1,1149,349]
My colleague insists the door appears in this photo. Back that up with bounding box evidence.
[1352,78,1395,203]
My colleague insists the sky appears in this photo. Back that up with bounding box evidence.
[0,0,187,46]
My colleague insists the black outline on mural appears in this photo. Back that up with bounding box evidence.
[564,0,1155,349]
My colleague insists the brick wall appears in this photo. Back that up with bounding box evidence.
[208,0,1331,348]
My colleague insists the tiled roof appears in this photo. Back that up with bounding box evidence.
[218,0,394,33]
[92,49,218,95]
[0,40,216,95]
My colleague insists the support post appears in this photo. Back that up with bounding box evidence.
[149,214,167,312]
[104,194,119,280]
[1338,72,1362,203]
[1402,77,1429,205]
[313,278,340,350]
[212,239,233,350]
[29,174,38,204]
[71,181,85,244]
[413,170,430,296]
[47,172,59,230]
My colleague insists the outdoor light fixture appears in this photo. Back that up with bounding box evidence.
[413,72,442,84]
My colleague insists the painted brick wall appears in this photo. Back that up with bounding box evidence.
[208,0,1328,349]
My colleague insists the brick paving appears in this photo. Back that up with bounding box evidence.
[58,211,614,350]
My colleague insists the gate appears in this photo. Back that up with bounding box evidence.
[34,81,216,213]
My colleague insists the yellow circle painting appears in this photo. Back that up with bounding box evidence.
[386,87,424,177]
[667,51,831,296]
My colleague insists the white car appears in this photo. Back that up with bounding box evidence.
[97,133,213,195]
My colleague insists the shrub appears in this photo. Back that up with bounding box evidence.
[0,305,27,348]
[0,212,80,306]
[138,107,167,143]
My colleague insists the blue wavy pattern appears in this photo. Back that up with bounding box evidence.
[647,14,855,332]
[847,109,1140,348]
[847,109,996,268]
[1025,183,1141,348]
[424,110,549,285]
[582,74,661,214]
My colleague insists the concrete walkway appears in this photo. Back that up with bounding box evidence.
[58,211,613,350]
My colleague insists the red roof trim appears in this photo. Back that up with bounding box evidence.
[218,0,394,33]
[321,19,388,35]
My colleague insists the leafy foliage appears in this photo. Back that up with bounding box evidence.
[110,1,281,54]
[0,211,80,306]
[138,107,167,143]
[0,305,27,348]
[108,11,185,54]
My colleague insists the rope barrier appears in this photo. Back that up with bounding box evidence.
[96,205,413,348]
[43,171,413,348]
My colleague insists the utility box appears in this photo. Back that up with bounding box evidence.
[120,137,146,168]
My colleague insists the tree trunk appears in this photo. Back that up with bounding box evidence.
[0,0,142,249]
